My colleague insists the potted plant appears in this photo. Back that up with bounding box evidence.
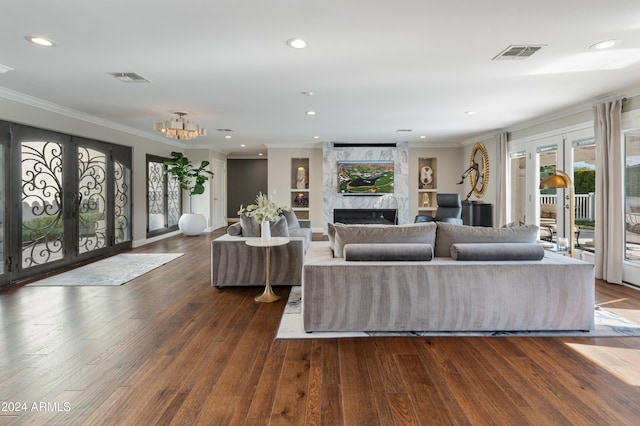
[164,151,214,236]
[238,192,286,241]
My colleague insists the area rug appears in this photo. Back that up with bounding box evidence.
[277,286,640,339]
[26,253,184,286]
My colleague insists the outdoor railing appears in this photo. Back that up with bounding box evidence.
[539,193,595,221]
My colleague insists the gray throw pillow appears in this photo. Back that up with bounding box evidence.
[240,214,260,237]
[344,243,434,261]
[435,222,539,257]
[450,243,544,261]
[327,223,336,254]
[281,210,300,230]
[227,222,242,236]
[269,215,290,237]
[333,222,437,258]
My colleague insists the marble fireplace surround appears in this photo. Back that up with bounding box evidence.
[322,141,408,233]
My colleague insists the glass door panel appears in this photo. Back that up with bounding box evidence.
[572,140,596,251]
[147,160,165,232]
[21,141,65,269]
[0,141,5,281]
[168,174,181,227]
[509,151,526,225]
[114,159,132,244]
[625,133,640,263]
[537,145,560,243]
[77,146,107,254]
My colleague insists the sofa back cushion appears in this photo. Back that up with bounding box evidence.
[240,214,261,237]
[281,209,300,230]
[333,222,437,258]
[239,214,289,237]
[435,222,539,257]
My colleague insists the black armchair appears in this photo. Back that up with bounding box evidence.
[415,193,463,225]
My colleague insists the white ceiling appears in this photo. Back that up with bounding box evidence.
[2,0,640,156]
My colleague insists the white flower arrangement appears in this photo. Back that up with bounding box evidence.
[238,192,287,224]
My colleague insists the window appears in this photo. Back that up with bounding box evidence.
[146,155,181,237]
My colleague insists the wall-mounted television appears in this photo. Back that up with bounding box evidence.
[337,160,394,194]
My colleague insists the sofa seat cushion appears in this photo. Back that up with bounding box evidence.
[344,243,434,261]
[435,222,539,257]
[333,222,437,258]
[450,243,545,261]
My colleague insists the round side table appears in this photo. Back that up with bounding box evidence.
[245,237,290,302]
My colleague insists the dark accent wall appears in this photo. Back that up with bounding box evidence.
[227,159,268,218]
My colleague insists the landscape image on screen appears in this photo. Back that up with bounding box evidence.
[337,160,394,194]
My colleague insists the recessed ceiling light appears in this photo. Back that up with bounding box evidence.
[240,144,246,147]
[465,111,477,115]
[590,39,620,50]
[287,38,308,49]
[313,136,320,139]
[25,35,57,47]
[419,135,427,139]
[306,111,316,116]
[258,153,264,156]
[225,135,232,139]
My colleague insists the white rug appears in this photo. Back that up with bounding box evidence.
[26,253,184,286]
[277,286,640,339]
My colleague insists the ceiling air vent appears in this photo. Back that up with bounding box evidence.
[492,45,545,60]
[107,72,151,83]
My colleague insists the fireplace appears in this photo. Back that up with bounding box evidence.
[333,208,397,225]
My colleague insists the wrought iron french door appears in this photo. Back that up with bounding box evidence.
[2,123,132,284]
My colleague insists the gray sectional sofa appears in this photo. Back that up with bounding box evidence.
[211,211,312,287]
[302,222,595,333]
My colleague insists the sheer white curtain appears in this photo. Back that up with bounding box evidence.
[495,132,508,226]
[593,99,624,284]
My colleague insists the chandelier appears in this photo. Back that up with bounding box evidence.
[154,112,206,140]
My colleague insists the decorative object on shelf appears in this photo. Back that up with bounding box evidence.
[164,151,214,236]
[540,170,575,258]
[238,192,287,242]
[422,192,430,207]
[296,166,307,189]
[457,142,489,200]
[293,192,308,207]
[154,111,206,140]
[420,165,433,188]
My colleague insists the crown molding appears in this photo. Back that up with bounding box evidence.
[0,87,183,147]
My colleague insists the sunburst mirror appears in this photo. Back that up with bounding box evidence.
[469,142,489,198]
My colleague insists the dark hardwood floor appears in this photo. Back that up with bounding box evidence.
[1,230,640,425]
